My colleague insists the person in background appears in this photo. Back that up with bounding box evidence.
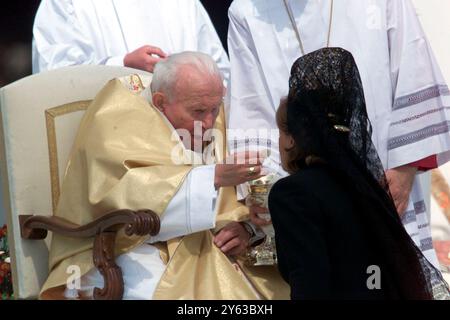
[228,0,450,269]
[32,0,230,82]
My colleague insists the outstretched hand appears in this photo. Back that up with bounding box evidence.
[214,151,267,189]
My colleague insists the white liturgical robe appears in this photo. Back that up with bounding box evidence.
[65,165,218,300]
[32,0,230,81]
[65,163,265,300]
[227,0,450,267]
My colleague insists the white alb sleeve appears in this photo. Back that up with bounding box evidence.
[147,165,217,243]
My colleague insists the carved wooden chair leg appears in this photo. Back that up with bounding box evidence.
[93,231,124,300]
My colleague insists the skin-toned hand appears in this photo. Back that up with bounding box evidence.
[214,222,251,256]
[249,206,272,227]
[385,165,418,217]
[123,45,168,72]
[214,151,266,189]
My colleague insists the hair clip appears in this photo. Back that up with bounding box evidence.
[333,125,350,133]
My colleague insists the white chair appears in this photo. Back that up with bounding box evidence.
[0,66,159,300]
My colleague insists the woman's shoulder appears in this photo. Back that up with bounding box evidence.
[272,167,315,193]
[271,165,342,199]
[278,165,331,185]
[269,168,329,222]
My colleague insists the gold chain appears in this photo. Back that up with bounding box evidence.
[283,0,334,56]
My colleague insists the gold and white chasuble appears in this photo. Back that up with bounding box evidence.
[40,76,289,300]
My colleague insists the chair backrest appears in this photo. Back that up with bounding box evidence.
[0,66,151,299]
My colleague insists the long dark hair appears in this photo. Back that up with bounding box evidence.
[285,47,449,299]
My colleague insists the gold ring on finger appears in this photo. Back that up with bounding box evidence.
[248,166,257,176]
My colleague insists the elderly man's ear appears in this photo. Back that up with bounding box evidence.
[152,92,166,112]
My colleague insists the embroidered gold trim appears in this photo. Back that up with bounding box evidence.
[45,101,90,214]
[333,125,350,133]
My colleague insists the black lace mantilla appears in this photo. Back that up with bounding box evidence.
[286,47,450,300]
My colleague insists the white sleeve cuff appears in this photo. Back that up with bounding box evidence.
[147,165,217,243]
[188,164,218,232]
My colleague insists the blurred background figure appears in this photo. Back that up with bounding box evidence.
[0,1,40,87]
[414,0,450,284]
[0,1,232,85]
[0,43,31,88]
[31,0,229,79]
[430,167,450,284]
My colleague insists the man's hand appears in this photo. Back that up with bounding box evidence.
[214,151,266,189]
[249,206,272,227]
[214,222,251,256]
[124,45,168,72]
[385,165,418,217]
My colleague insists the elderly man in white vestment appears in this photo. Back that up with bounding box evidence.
[32,0,230,80]
[226,0,450,268]
[39,51,291,300]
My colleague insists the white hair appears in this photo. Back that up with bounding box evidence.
[151,51,223,101]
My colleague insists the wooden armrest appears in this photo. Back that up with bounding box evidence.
[19,209,160,240]
[19,209,160,300]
